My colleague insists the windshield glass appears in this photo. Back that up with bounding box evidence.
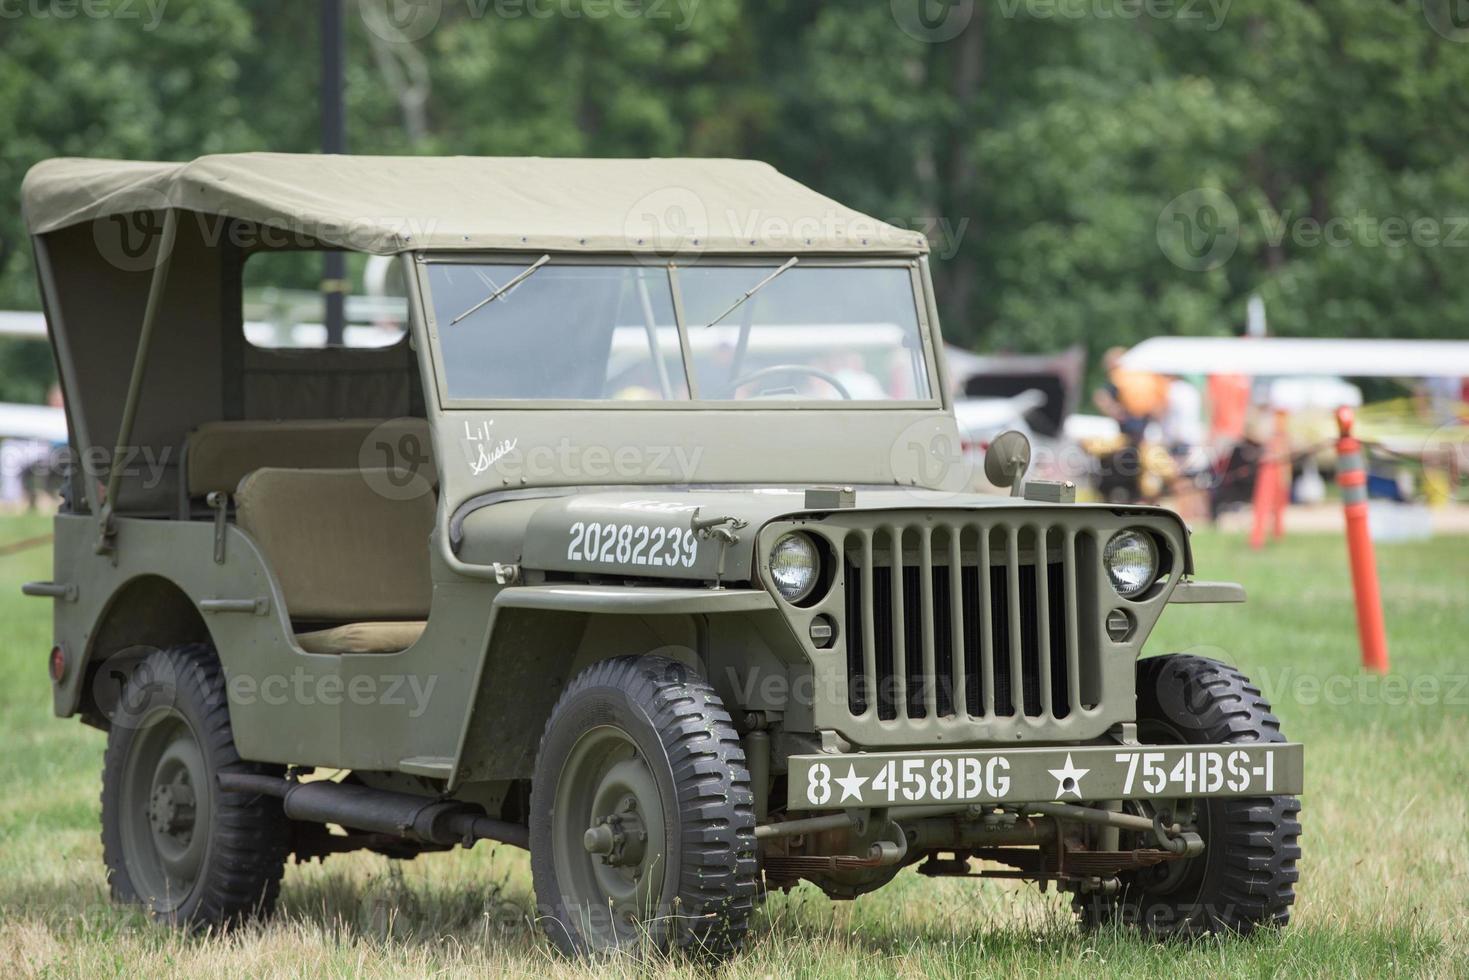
[431,264,689,401]
[679,265,930,401]
[426,260,932,403]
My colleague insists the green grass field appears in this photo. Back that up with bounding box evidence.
[1,512,1466,978]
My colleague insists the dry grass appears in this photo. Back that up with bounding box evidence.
[2,513,1466,977]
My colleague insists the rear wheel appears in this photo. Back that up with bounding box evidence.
[1076,654,1302,936]
[530,656,757,958]
[101,644,289,928]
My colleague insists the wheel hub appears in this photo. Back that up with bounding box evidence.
[148,777,197,837]
[583,794,647,869]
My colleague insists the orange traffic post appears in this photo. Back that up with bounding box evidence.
[1249,430,1277,550]
[1334,407,1389,673]
[1272,409,1290,540]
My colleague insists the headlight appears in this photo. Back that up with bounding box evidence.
[769,532,820,603]
[1103,528,1159,599]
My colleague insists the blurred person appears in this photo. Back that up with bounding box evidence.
[1092,347,1169,504]
[1093,346,1167,442]
[17,384,68,511]
[1420,376,1463,425]
[1162,375,1205,458]
[1207,372,1251,443]
[1159,375,1209,517]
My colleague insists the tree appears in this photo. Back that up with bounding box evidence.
[3,0,1468,401]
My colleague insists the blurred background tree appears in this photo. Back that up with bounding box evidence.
[2,0,1467,400]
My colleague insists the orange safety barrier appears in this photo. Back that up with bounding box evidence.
[1335,407,1389,673]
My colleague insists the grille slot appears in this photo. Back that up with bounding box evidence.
[844,522,1096,723]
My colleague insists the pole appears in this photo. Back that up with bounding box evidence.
[1335,407,1389,673]
[321,0,347,347]
[98,209,180,553]
[1272,408,1289,540]
[1249,436,1275,550]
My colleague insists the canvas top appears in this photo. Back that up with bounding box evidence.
[21,153,927,257]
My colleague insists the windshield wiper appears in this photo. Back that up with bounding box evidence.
[699,256,799,329]
[450,254,551,325]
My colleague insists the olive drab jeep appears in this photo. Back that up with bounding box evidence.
[21,154,1301,958]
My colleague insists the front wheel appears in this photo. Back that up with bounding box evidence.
[530,656,757,959]
[1076,653,1302,936]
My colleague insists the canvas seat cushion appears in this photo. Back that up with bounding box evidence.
[234,466,435,622]
[294,621,427,655]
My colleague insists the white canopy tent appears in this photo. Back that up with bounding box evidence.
[1120,336,1469,378]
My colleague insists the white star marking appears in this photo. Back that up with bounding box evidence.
[834,764,868,803]
[1048,753,1090,799]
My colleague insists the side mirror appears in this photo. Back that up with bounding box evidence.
[984,430,1032,496]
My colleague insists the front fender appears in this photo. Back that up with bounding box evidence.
[447,583,806,788]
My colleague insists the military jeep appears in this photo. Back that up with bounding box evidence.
[21,153,1301,957]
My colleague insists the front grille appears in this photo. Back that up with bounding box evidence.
[843,522,1100,723]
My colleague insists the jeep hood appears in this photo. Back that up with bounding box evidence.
[451,487,1192,585]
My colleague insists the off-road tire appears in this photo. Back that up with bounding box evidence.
[101,643,289,929]
[1075,653,1302,936]
[530,656,758,959]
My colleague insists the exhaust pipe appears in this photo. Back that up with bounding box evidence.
[218,772,529,850]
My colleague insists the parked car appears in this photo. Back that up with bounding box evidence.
[22,153,1301,958]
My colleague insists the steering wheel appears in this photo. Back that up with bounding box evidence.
[725,364,853,400]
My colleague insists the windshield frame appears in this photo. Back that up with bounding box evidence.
[412,252,946,411]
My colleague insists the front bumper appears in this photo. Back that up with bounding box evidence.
[787,742,1303,810]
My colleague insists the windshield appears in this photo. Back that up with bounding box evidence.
[426,260,933,404]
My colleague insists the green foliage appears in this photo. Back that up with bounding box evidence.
[2,0,1468,400]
